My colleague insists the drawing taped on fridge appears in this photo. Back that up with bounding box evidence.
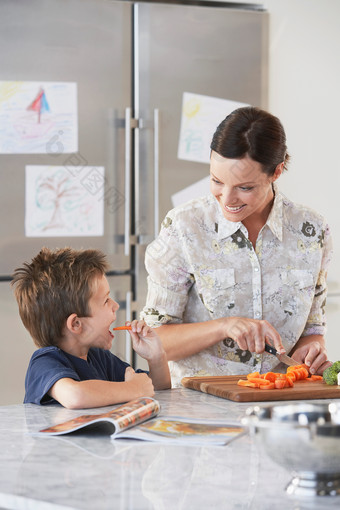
[0,80,78,154]
[25,165,105,237]
[0,80,107,238]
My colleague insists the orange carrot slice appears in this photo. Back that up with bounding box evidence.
[237,380,257,388]
[247,372,261,379]
[274,379,288,389]
[263,372,277,382]
[259,382,275,390]
[287,371,296,382]
[247,377,269,387]
[285,375,294,387]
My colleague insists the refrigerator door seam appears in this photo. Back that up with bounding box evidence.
[153,108,160,238]
[124,107,132,257]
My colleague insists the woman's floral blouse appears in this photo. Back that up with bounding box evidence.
[141,185,333,387]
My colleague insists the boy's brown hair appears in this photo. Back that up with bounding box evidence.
[11,247,109,348]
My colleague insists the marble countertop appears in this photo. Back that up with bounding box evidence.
[0,388,339,510]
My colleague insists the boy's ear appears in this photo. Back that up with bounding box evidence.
[66,313,82,334]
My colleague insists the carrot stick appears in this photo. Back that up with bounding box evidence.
[113,326,132,331]
[310,374,323,381]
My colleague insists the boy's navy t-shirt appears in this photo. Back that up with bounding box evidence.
[24,346,145,405]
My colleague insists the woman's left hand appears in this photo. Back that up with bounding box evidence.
[289,335,332,375]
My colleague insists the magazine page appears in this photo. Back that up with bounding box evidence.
[36,397,160,437]
[114,416,245,446]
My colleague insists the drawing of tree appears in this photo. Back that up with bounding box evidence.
[35,169,84,232]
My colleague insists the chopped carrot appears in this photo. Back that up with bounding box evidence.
[259,382,275,390]
[300,374,323,382]
[263,372,277,382]
[247,372,261,379]
[286,371,296,382]
[299,368,309,379]
[287,364,309,375]
[237,362,324,390]
[237,380,257,388]
[285,375,294,387]
[256,379,273,385]
[292,369,302,380]
[287,365,309,381]
[310,374,323,381]
[274,379,288,389]
[247,377,269,387]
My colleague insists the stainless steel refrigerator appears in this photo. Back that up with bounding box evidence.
[0,0,268,403]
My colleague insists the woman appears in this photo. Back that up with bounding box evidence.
[141,107,333,387]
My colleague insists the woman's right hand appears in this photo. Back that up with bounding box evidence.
[222,317,285,354]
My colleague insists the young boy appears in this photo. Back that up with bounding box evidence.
[11,247,171,408]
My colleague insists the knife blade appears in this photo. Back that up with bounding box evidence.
[264,343,299,367]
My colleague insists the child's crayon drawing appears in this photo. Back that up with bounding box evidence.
[177,92,249,164]
[25,165,105,237]
[0,81,78,154]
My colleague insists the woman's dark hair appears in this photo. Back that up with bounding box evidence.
[210,106,290,175]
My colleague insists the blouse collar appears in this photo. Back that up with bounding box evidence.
[214,182,283,242]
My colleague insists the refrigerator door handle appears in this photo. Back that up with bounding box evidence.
[124,107,132,256]
[153,108,160,238]
[135,110,159,246]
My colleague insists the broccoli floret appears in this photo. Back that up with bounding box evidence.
[323,361,340,385]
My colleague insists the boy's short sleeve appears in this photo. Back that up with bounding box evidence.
[24,347,81,405]
[24,346,149,405]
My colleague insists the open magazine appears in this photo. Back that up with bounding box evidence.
[38,397,159,437]
[37,397,245,446]
[119,416,245,445]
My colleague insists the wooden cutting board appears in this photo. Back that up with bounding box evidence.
[181,375,340,402]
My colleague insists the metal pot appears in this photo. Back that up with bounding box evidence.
[243,402,340,497]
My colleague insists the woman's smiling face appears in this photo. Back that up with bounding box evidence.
[209,151,279,225]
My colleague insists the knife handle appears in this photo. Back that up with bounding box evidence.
[264,343,277,355]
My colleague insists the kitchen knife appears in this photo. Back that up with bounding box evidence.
[264,343,299,367]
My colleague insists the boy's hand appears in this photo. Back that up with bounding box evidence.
[127,320,166,362]
[124,367,155,397]
[126,320,171,391]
